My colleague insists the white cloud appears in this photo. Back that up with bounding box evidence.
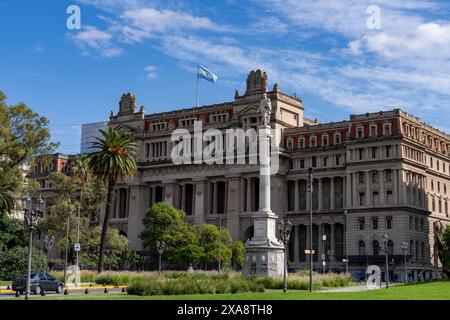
[144,65,158,79]
[70,25,123,58]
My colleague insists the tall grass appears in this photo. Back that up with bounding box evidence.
[47,270,351,295]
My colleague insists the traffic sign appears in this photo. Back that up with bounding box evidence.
[304,249,315,254]
[74,243,81,252]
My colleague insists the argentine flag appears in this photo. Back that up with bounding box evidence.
[197,64,218,83]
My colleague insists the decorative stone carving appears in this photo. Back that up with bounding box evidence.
[258,93,272,126]
[245,70,268,94]
[119,93,136,114]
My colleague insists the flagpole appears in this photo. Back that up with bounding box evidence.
[195,64,199,108]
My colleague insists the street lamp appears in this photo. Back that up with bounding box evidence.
[21,196,44,300]
[343,209,349,274]
[322,232,326,274]
[307,167,313,292]
[278,216,292,293]
[401,241,408,284]
[383,233,390,288]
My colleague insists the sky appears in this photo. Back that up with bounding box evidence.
[1,0,450,154]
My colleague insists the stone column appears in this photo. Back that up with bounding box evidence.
[330,223,335,262]
[399,169,407,205]
[365,171,371,207]
[162,180,177,206]
[194,179,206,225]
[213,182,218,214]
[294,225,300,263]
[126,185,146,251]
[246,178,252,212]
[352,173,358,207]
[226,175,241,239]
[330,177,335,210]
[393,169,399,204]
[346,172,352,208]
[294,180,299,211]
[379,169,385,205]
[318,178,323,211]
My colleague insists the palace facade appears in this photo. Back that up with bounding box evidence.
[30,70,450,280]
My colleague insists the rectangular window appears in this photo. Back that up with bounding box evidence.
[385,145,391,158]
[357,127,363,138]
[300,158,305,169]
[358,217,365,230]
[385,169,393,182]
[386,190,393,204]
[372,171,378,183]
[323,156,328,167]
[335,133,341,145]
[358,172,365,183]
[370,125,376,137]
[336,155,341,166]
[372,216,378,229]
[312,156,317,168]
[373,192,379,205]
[372,147,377,159]
[386,216,393,229]
[322,135,328,146]
[358,148,364,160]
[299,138,305,149]
[359,192,365,206]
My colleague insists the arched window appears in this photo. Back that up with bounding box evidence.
[373,240,380,255]
[358,240,366,255]
[387,240,394,255]
[421,242,425,262]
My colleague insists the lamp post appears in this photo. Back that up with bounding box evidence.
[307,167,313,292]
[343,210,349,275]
[322,231,326,274]
[22,196,44,300]
[383,233,390,288]
[218,219,222,275]
[278,216,292,293]
[401,241,408,284]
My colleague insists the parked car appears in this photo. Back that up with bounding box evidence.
[12,272,64,294]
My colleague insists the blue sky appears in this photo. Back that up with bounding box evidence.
[1,0,450,154]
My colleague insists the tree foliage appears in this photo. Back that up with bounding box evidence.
[87,127,137,273]
[140,202,245,269]
[0,246,48,280]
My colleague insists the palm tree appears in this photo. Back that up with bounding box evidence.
[87,128,137,273]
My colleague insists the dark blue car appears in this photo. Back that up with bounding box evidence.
[12,272,64,294]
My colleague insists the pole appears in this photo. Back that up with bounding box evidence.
[159,252,162,276]
[75,200,81,287]
[218,219,222,275]
[322,227,325,274]
[385,242,389,288]
[63,214,70,286]
[308,168,313,292]
[25,228,33,300]
[404,251,407,284]
[283,244,287,293]
[195,65,199,108]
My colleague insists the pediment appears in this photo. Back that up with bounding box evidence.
[237,105,259,116]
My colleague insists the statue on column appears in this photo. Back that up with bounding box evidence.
[258,92,272,126]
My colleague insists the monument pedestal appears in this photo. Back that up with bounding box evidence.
[243,212,284,277]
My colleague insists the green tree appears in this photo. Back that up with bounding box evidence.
[0,211,26,251]
[231,240,245,269]
[0,181,14,213]
[197,224,233,268]
[442,226,450,277]
[87,128,137,273]
[0,91,58,196]
[0,246,47,280]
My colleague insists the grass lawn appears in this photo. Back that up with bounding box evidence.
[34,281,450,300]
[0,281,11,287]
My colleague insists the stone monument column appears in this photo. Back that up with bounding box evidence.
[243,93,284,277]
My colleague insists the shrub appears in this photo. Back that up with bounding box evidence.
[0,247,47,280]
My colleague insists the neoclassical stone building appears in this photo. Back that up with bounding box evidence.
[103,70,449,280]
